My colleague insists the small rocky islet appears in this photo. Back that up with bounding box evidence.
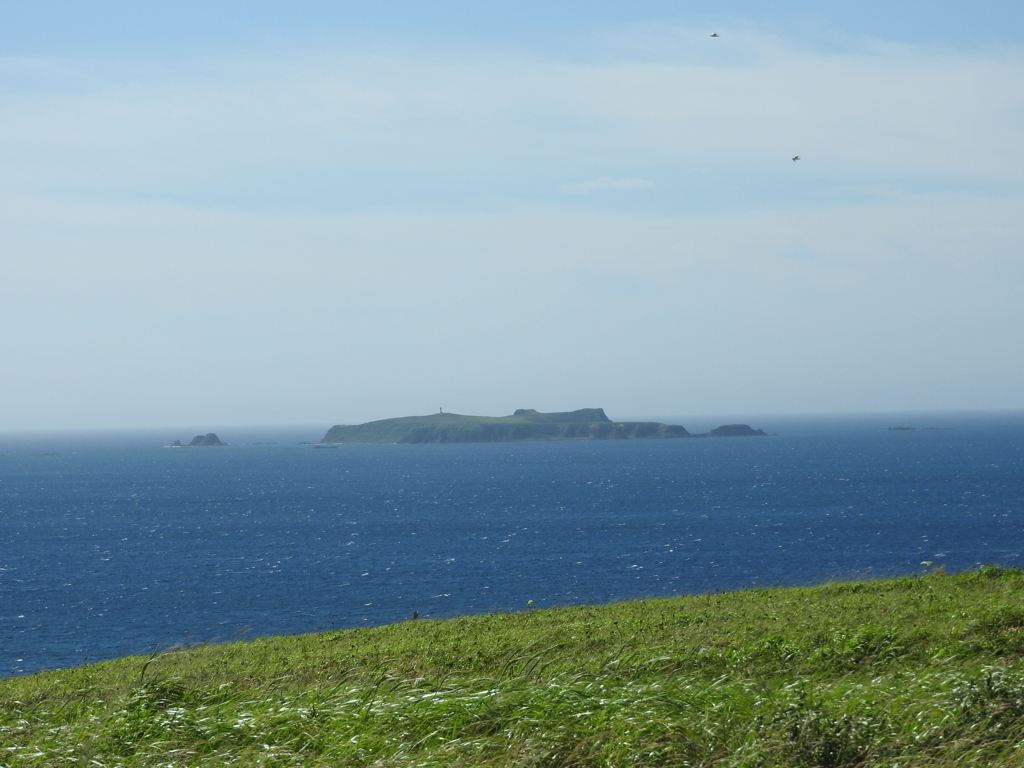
[170,433,227,447]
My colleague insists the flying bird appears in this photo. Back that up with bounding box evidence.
[792,155,801,162]
[710,33,720,37]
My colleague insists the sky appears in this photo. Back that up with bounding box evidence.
[1,1,1022,430]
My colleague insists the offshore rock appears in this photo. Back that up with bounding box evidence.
[188,433,227,447]
[705,424,767,437]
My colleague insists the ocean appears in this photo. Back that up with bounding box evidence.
[1,411,1022,677]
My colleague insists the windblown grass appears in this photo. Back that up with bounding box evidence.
[5,566,1024,766]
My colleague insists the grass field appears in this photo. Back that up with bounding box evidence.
[4,566,1024,766]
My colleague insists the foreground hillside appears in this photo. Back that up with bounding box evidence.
[4,568,1024,766]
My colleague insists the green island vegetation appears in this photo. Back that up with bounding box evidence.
[5,567,1024,766]
[320,408,764,444]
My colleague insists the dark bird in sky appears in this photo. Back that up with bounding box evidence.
[710,33,720,37]
[792,155,801,162]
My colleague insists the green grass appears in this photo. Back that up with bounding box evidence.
[5,566,1024,766]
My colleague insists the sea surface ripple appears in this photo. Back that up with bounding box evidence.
[1,412,1022,676]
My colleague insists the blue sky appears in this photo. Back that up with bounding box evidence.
[2,2,1022,429]
[4,1,1023,55]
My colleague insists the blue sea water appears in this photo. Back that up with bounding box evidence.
[1,412,1023,677]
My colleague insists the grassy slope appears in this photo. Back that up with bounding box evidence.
[5,568,1024,766]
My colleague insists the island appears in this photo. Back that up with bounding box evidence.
[187,433,227,446]
[706,424,768,437]
[320,409,766,444]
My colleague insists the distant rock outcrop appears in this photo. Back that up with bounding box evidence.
[704,424,767,437]
[188,433,226,447]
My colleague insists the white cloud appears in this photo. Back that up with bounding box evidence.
[560,176,655,193]
[1,32,1022,205]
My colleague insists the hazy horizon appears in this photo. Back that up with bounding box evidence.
[3,408,1022,446]
[3,1,1022,431]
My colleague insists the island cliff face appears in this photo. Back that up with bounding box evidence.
[321,409,699,444]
